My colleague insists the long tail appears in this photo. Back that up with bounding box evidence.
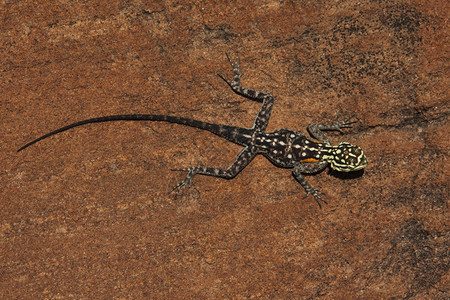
[17,114,252,152]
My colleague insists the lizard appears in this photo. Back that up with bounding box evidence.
[17,53,368,206]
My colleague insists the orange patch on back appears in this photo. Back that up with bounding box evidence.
[300,158,319,163]
[306,137,322,144]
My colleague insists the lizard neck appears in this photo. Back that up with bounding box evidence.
[319,144,338,162]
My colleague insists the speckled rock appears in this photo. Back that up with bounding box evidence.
[2,0,448,298]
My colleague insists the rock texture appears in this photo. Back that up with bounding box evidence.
[2,0,448,298]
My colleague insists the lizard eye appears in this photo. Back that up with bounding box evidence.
[330,142,368,172]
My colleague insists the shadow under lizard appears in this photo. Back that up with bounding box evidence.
[18,54,368,207]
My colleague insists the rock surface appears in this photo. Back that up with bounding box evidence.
[2,0,448,298]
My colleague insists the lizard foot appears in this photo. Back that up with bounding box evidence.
[218,52,243,88]
[168,168,196,199]
[332,115,358,133]
[303,188,328,208]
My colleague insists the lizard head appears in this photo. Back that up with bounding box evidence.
[328,142,368,172]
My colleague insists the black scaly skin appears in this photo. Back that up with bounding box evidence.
[18,54,368,206]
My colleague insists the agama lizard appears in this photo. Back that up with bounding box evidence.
[18,54,368,206]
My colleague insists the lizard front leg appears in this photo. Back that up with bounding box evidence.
[307,116,357,145]
[218,53,274,131]
[292,161,329,207]
[169,146,257,198]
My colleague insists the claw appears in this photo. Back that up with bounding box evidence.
[303,188,328,208]
[217,73,232,86]
[219,52,243,87]
[225,52,233,65]
[225,52,240,68]
[168,179,189,199]
[340,114,358,126]
[333,115,358,133]
[234,52,240,68]
[341,120,357,127]
[168,168,195,199]
[170,168,190,172]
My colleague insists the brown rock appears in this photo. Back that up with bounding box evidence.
[2,1,448,298]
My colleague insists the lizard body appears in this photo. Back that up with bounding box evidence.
[18,54,368,206]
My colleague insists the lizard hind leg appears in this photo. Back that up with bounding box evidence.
[168,147,256,199]
[218,53,275,132]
